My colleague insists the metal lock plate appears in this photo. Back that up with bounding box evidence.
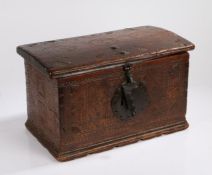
[111,64,149,120]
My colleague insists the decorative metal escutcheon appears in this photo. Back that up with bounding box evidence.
[111,63,149,120]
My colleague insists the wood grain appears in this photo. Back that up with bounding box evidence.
[17,26,194,78]
[17,26,194,161]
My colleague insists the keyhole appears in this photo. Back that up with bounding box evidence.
[121,95,124,106]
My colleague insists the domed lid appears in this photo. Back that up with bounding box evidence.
[17,26,195,78]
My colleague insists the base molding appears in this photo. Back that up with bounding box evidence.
[26,120,189,162]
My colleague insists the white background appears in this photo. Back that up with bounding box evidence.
[0,0,211,175]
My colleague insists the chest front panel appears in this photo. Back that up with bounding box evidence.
[58,52,189,152]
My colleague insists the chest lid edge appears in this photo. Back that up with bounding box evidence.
[17,26,195,78]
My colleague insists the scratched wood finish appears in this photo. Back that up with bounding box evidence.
[17,26,195,161]
[17,26,194,78]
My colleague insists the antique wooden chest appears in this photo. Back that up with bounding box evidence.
[17,26,195,161]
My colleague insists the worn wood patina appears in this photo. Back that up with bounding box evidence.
[17,26,195,161]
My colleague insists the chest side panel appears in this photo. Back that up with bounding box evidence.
[25,62,60,151]
[58,52,189,152]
